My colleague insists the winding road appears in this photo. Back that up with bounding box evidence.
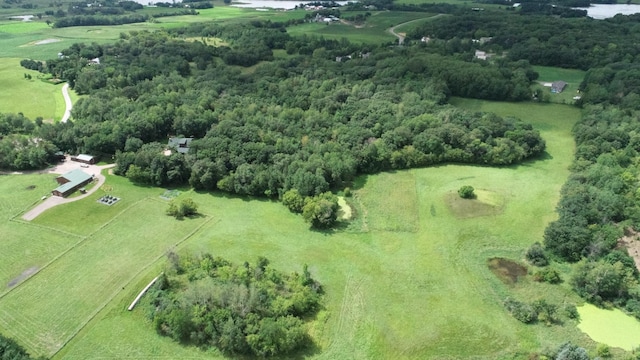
[61,83,72,123]
[387,15,447,45]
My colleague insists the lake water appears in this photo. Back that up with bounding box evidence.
[575,4,640,19]
[231,0,351,9]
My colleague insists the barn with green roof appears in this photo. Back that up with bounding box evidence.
[52,169,93,197]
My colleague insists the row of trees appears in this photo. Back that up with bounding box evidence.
[145,255,321,356]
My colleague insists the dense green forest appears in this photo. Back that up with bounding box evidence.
[144,255,322,357]
[12,24,544,201]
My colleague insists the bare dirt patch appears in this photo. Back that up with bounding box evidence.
[8,266,38,287]
[445,189,504,219]
[32,38,61,45]
[618,228,640,272]
[488,258,527,285]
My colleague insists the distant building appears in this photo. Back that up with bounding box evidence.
[475,50,491,60]
[167,137,193,154]
[71,154,96,164]
[52,169,93,197]
[551,81,567,93]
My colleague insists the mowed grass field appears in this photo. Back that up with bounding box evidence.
[0,58,69,120]
[0,101,599,359]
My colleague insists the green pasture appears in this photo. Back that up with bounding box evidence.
[577,303,640,351]
[0,173,79,299]
[0,197,209,357]
[0,102,595,359]
[0,58,69,120]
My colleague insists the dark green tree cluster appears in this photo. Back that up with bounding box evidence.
[0,113,59,171]
[145,255,321,357]
[570,258,638,308]
[503,298,560,325]
[166,198,198,219]
[0,333,42,360]
[457,185,475,199]
[283,190,339,228]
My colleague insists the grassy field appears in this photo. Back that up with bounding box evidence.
[0,100,606,359]
[0,58,70,120]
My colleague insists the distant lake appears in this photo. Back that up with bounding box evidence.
[231,0,351,9]
[575,4,640,19]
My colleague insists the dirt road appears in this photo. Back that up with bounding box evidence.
[61,83,72,123]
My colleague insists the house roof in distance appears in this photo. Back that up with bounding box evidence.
[75,154,94,162]
[168,137,193,154]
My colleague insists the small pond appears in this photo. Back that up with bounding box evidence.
[577,303,640,351]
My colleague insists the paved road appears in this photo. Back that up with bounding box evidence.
[61,83,72,123]
[21,162,115,221]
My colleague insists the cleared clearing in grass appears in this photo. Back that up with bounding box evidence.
[46,102,598,359]
[0,198,208,357]
[357,171,419,232]
[577,303,640,351]
[445,188,505,218]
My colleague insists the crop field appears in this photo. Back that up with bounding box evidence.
[0,101,602,359]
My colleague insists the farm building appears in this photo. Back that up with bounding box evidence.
[551,81,567,93]
[71,154,96,164]
[52,169,93,197]
[167,137,193,154]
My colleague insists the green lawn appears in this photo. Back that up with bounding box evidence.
[0,101,598,359]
